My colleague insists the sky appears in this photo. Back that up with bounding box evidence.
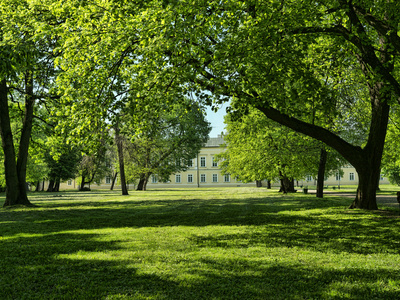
[205,102,229,138]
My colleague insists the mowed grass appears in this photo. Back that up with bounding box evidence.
[1,188,400,299]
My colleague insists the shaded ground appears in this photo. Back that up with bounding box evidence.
[309,190,400,208]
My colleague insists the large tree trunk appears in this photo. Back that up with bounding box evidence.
[15,71,35,204]
[0,79,32,207]
[279,172,296,193]
[115,121,128,195]
[348,76,390,209]
[316,148,327,198]
[350,166,380,210]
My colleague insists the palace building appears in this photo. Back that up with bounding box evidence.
[58,136,390,191]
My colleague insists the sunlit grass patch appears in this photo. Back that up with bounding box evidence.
[0,187,400,299]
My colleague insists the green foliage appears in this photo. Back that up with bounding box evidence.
[44,144,80,183]
[0,188,400,298]
[218,107,344,183]
[382,120,400,185]
[77,138,113,188]
[124,98,211,185]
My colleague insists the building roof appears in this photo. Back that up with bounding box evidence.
[205,136,225,147]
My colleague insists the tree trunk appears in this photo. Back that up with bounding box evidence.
[142,176,149,191]
[0,79,32,206]
[316,148,327,198]
[115,121,128,195]
[256,180,262,187]
[54,179,60,192]
[47,179,55,192]
[80,174,86,190]
[348,72,390,209]
[15,71,35,204]
[136,173,150,191]
[136,176,145,191]
[110,172,118,190]
[267,179,271,189]
[35,181,41,192]
[279,172,296,193]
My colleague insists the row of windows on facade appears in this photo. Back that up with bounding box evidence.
[68,156,219,185]
[67,177,114,185]
[187,157,219,168]
[305,173,384,182]
[152,173,231,184]
[67,172,385,186]
[68,173,231,186]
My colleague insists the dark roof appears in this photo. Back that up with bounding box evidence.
[205,136,225,147]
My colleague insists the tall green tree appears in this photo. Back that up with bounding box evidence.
[0,0,61,206]
[139,0,400,209]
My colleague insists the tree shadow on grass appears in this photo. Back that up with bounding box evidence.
[1,196,400,256]
[1,192,400,298]
[2,233,399,299]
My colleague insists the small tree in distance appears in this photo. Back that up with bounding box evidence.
[125,99,211,191]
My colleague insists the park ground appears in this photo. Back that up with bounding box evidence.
[1,186,400,299]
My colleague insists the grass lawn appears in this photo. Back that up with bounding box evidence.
[1,187,400,299]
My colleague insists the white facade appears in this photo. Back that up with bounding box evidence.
[57,137,391,190]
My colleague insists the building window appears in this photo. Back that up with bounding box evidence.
[212,157,218,167]
[105,176,111,184]
[200,174,206,183]
[187,159,193,167]
[175,174,181,183]
[187,174,193,183]
[200,157,206,167]
[67,179,72,186]
[151,175,158,183]
[336,172,342,181]
[306,175,312,182]
[224,174,230,182]
[349,173,355,181]
[212,174,218,182]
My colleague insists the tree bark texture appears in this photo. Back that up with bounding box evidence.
[0,79,32,206]
[279,173,296,193]
[136,176,146,191]
[15,71,35,203]
[136,173,150,191]
[110,172,118,190]
[267,180,272,189]
[115,123,128,195]
[47,180,55,192]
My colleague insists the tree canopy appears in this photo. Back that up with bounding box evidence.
[1,0,400,210]
[218,107,344,189]
[131,0,400,209]
[124,98,211,190]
